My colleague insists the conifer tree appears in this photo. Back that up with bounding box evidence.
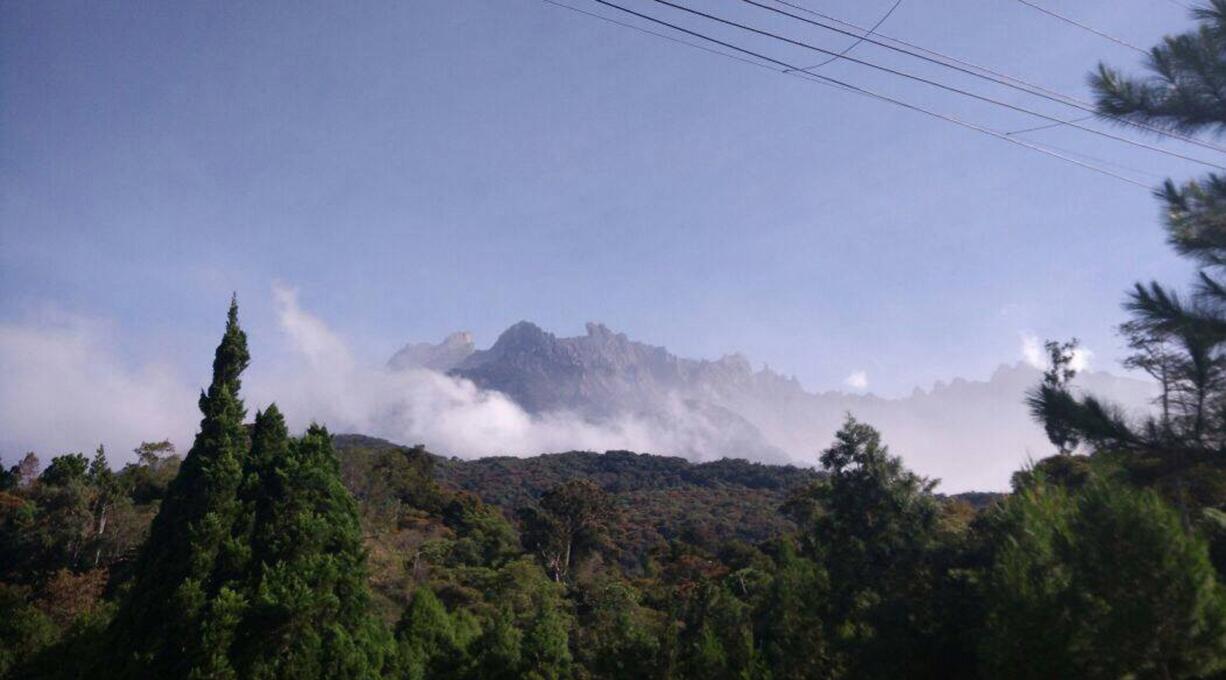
[233,423,392,679]
[107,296,251,678]
[395,586,461,680]
[1033,1,1226,462]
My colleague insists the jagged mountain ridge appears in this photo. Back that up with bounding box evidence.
[388,322,1157,490]
[449,321,804,417]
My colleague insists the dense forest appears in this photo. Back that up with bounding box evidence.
[4,6,1226,679]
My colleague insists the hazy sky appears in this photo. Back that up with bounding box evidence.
[0,0,1210,404]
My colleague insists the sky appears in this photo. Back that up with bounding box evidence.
[0,0,1214,466]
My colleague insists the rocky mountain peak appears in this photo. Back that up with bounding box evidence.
[388,330,476,372]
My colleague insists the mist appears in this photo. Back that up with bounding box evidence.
[0,289,773,471]
[0,288,1157,492]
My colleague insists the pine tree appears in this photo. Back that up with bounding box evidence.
[107,296,251,678]
[1033,1,1226,462]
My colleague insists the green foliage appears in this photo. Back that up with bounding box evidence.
[1038,0,1226,470]
[789,417,944,677]
[3,298,1225,678]
[980,477,1226,678]
[39,453,88,488]
[1026,339,1082,454]
[754,540,832,679]
[570,575,662,679]
[426,447,818,573]
[0,584,56,677]
[520,479,612,583]
[235,420,392,679]
[100,299,392,679]
[107,298,253,677]
[396,586,464,680]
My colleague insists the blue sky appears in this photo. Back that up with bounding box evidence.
[0,0,1209,403]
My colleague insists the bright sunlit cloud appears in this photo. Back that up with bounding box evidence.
[844,370,869,390]
[1021,333,1093,372]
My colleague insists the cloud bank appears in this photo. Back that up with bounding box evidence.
[0,312,198,460]
[0,288,759,468]
[0,290,1155,492]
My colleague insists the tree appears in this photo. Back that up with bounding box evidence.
[395,586,464,680]
[123,440,182,504]
[570,576,662,680]
[84,446,123,568]
[789,417,942,677]
[233,419,393,679]
[519,480,612,583]
[755,541,833,680]
[1026,339,1082,455]
[979,478,1226,678]
[106,296,252,678]
[1033,1,1226,463]
[39,454,88,488]
[134,441,176,467]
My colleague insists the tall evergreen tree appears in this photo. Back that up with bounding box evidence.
[233,422,392,679]
[107,296,251,678]
[1033,1,1226,464]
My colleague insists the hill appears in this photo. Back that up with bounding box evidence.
[334,434,820,570]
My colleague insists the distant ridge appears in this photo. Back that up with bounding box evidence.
[389,322,1157,491]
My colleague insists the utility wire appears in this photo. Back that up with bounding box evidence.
[1006,115,1094,136]
[645,0,1225,169]
[542,0,777,70]
[567,0,1153,188]
[789,0,904,72]
[1009,0,1150,54]
[1024,138,1166,180]
[754,0,1226,153]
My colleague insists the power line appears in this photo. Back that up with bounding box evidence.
[568,0,1153,188]
[1009,0,1150,54]
[1024,138,1166,180]
[788,0,904,72]
[542,0,777,71]
[752,0,1226,153]
[1006,115,1094,136]
[645,0,1226,169]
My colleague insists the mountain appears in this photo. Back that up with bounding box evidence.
[388,323,1158,491]
[387,330,475,372]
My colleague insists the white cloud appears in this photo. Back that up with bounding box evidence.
[1021,334,1093,372]
[844,370,869,390]
[1022,334,1045,369]
[0,287,776,467]
[0,290,1138,493]
[248,285,757,461]
[0,312,197,462]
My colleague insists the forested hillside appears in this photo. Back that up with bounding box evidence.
[1,293,1222,677]
[339,436,818,573]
